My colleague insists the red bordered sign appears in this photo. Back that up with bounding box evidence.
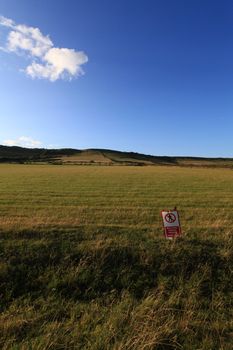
[161,209,181,239]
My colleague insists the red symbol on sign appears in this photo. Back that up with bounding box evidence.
[165,213,176,223]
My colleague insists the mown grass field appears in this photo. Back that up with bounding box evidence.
[0,164,232,349]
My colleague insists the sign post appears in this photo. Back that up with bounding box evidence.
[161,208,181,239]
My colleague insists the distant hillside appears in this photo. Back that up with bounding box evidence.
[1,145,233,168]
[0,145,79,163]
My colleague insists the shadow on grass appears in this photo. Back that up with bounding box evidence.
[0,228,232,309]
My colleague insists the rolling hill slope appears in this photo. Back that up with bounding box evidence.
[1,145,233,168]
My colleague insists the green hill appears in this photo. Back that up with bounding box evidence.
[1,145,233,168]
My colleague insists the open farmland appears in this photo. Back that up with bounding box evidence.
[0,164,232,349]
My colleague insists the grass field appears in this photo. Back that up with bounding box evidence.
[0,164,232,349]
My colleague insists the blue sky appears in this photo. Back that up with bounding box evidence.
[0,0,233,156]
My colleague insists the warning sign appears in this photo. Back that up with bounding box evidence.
[161,209,181,239]
[164,213,176,224]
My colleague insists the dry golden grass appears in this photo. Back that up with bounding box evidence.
[0,164,232,349]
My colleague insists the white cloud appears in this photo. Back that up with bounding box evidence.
[0,15,14,28]
[26,48,88,81]
[0,16,52,57]
[7,28,52,57]
[0,15,88,81]
[3,136,43,148]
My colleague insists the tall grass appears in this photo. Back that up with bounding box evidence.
[0,164,232,349]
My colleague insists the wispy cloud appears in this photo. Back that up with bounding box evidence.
[0,15,88,81]
[3,136,43,148]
